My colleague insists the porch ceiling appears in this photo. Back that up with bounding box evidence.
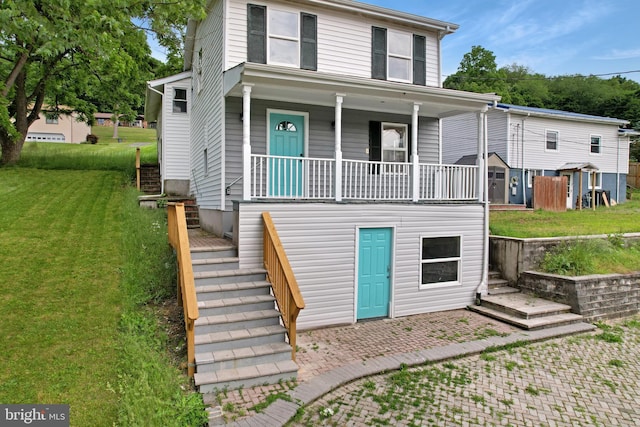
[224,63,500,118]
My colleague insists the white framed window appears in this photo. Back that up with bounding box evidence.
[590,135,602,154]
[545,130,558,151]
[420,235,461,288]
[45,115,58,124]
[527,169,543,188]
[173,88,187,113]
[387,30,412,82]
[381,122,408,163]
[587,171,602,189]
[268,9,299,67]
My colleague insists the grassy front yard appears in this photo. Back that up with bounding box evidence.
[490,195,640,238]
[0,143,206,425]
[91,125,157,144]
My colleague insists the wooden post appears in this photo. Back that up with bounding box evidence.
[591,172,596,210]
[136,148,141,191]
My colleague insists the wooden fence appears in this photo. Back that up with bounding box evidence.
[629,162,640,189]
[533,176,567,212]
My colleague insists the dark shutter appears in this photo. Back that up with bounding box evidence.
[247,4,266,64]
[371,27,387,80]
[413,34,426,85]
[300,13,317,71]
[369,121,381,174]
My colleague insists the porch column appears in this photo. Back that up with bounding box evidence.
[334,94,344,202]
[242,84,253,201]
[411,103,421,202]
[477,109,487,202]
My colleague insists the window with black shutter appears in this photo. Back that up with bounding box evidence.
[413,35,426,85]
[371,27,387,80]
[372,27,427,84]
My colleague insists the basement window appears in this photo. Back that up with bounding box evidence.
[420,236,461,288]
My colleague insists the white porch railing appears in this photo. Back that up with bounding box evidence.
[249,154,478,201]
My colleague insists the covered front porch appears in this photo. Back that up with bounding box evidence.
[224,63,499,204]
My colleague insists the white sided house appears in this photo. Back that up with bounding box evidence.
[26,110,91,143]
[443,103,631,208]
[145,71,192,196]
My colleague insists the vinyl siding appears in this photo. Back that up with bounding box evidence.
[224,97,440,210]
[191,0,225,208]
[162,79,191,180]
[520,115,625,174]
[237,202,484,330]
[225,0,440,86]
[442,110,508,165]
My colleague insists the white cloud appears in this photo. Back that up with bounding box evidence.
[592,49,640,61]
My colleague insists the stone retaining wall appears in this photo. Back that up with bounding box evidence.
[490,233,640,283]
[519,271,640,322]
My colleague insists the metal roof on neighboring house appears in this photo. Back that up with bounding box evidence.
[495,103,629,126]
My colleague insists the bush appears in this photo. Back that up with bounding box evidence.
[86,133,99,144]
[540,240,598,276]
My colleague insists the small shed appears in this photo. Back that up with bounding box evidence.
[456,152,510,204]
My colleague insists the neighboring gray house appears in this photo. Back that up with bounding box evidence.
[145,71,192,196]
[443,103,632,208]
[149,0,501,331]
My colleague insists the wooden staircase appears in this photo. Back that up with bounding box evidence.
[469,271,584,330]
[190,242,298,394]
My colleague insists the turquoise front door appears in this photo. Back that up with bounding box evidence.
[269,112,305,197]
[357,228,392,319]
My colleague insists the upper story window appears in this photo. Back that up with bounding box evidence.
[372,27,426,85]
[45,115,58,124]
[247,4,317,71]
[546,130,558,151]
[590,135,601,154]
[173,88,187,113]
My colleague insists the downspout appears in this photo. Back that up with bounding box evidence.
[521,113,530,205]
[437,26,450,87]
[475,107,489,303]
[616,135,621,202]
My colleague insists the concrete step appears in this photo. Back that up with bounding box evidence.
[192,256,240,273]
[191,246,237,260]
[488,270,502,280]
[194,268,266,286]
[481,293,573,319]
[195,324,286,353]
[468,304,584,330]
[195,359,298,394]
[197,294,276,317]
[195,342,292,373]
[196,281,271,301]
[194,309,281,334]
[488,277,510,287]
[488,285,520,296]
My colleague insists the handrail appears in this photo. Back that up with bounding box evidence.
[167,203,199,377]
[262,212,305,361]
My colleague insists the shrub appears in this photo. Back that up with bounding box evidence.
[540,240,599,276]
[86,133,99,144]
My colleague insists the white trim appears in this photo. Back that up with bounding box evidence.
[527,169,543,188]
[561,171,573,209]
[418,233,462,290]
[386,29,412,83]
[267,7,300,68]
[381,122,409,163]
[353,225,396,323]
[587,171,602,190]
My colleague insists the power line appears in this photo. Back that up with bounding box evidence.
[443,69,640,82]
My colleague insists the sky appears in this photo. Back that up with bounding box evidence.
[148,0,640,83]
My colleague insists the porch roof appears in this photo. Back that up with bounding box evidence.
[223,63,500,118]
[557,162,599,172]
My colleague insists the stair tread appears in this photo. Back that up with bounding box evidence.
[194,360,298,386]
[191,245,236,254]
[197,294,275,310]
[468,305,583,330]
[482,293,572,317]
[194,267,266,279]
[194,309,280,327]
[196,281,270,294]
[196,342,291,364]
[195,324,285,345]
[192,256,239,265]
[488,286,520,295]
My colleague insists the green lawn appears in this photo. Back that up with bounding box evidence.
[91,125,157,144]
[490,195,640,238]
[0,169,124,425]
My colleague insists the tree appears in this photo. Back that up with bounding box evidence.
[0,0,205,165]
[444,45,506,94]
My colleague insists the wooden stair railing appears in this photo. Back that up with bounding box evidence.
[262,212,305,361]
[167,203,199,377]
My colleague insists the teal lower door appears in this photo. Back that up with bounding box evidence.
[357,228,392,319]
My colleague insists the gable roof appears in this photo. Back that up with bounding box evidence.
[495,103,629,126]
[455,152,507,167]
[145,71,192,122]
